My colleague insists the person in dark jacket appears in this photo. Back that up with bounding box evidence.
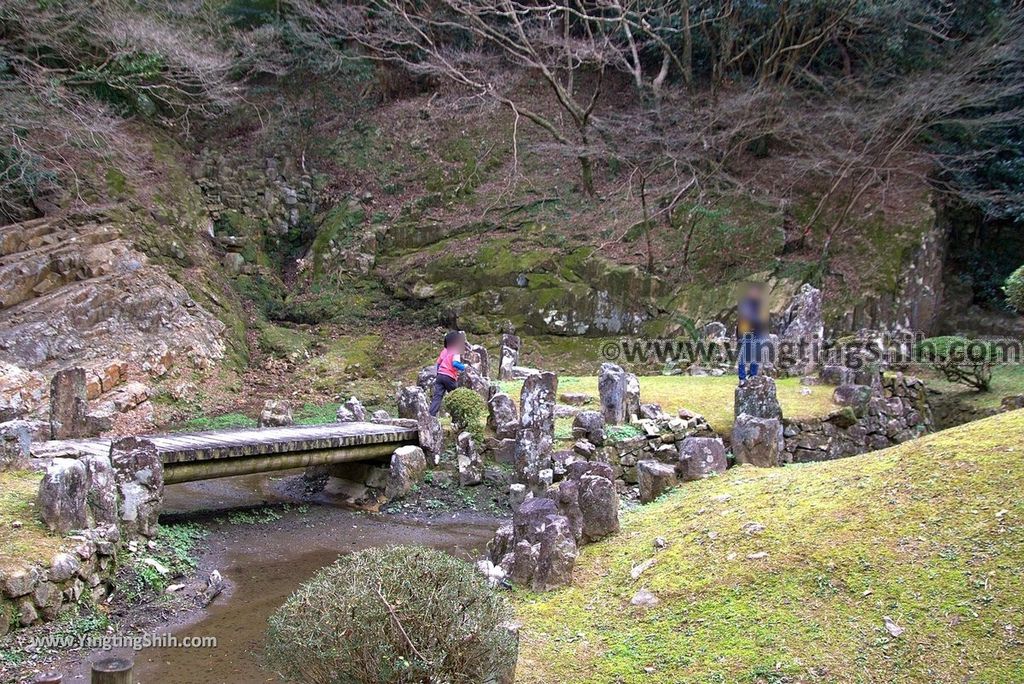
[736,284,767,384]
[429,331,467,416]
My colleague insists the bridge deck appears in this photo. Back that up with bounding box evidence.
[58,422,420,483]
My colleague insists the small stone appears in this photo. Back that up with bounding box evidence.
[746,551,768,560]
[883,616,905,638]
[630,588,660,608]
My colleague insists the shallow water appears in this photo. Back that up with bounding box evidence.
[61,472,498,684]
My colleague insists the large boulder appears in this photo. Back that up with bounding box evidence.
[732,414,785,468]
[532,515,578,591]
[488,392,519,440]
[734,375,782,420]
[833,384,873,417]
[637,460,677,504]
[258,400,293,427]
[677,436,727,481]
[544,479,583,543]
[38,458,89,534]
[498,333,521,381]
[571,410,605,446]
[395,386,443,462]
[385,445,426,500]
[776,284,823,374]
[110,437,164,538]
[457,431,483,486]
[49,367,89,439]
[458,366,492,401]
[463,343,490,379]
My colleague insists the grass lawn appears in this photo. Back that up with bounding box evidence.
[513,409,1024,684]
[0,471,67,572]
[499,375,838,435]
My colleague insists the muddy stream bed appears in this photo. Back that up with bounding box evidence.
[53,470,501,684]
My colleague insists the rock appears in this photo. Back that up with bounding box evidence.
[457,366,491,401]
[17,598,38,626]
[775,284,823,374]
[488,523,516,564]
[475,559,507,589]
[883,616,904,638]
[1001,394,1024,411]
[463,343,490,379]
[509,483,528,512]
[630,588,660,608]
[703,321,727,339]
[81,454,117,526]
[731,414,785,468]
[45,552,80,584]
[222,252,244,275]
[371,409,391,422]
[513,497,559,544]
[0,419,33,471]
[677,437,727,481]
[625,374,641,422]
[639,403,666,420]
[38,458,89,534]
[49,367,88,439]
[457,432,483,486]
[532,515,578,591]
[833,384,873,416]
[488,392,519,440]
[571,410,605,446]
[1,567,39,598]
[598,362,629,425]
[559,392,592,406]
[110,437,164,538]
[385,445,426,500]
[544,479,583,543]
[509,366,540,379]
[335,404,357,421]
[572,439,597,459]
[734,375,782,419]
[258,400,293,427]
[416,366,437,390]
[576,472,620,542]
[819,364,855,386]
[395,386,443,462]
[513,371,558,489]
[340,396,367,422]
[637,460,677,504]
[498,333,521,380]
[491,437,517,466]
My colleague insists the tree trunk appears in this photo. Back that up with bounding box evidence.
[579,155,595,196]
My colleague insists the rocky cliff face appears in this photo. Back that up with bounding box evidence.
[0,209,226,418]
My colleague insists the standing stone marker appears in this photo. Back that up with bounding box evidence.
[49,367,88,440]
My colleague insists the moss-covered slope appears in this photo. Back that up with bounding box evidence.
[515,410,1024,683]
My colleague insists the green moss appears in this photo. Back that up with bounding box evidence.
[104,167,129,197]
[174,412,256,432]
[0,470,67,571]
[516,410,1024,683]
[258,323,311,361]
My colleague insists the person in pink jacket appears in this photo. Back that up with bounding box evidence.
[429,330,467,416]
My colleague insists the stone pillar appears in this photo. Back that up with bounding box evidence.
[396,386,443,463]
[498,334,521,380]
[49,368,88,440]
[513,372,558,490]
[598,363,638,425]
[110,437,164,538]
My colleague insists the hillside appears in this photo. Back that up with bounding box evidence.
[514,410,1024,684]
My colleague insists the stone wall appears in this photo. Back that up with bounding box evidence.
[783,374,932,463]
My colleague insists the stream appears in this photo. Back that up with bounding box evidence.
[56,470,500,684]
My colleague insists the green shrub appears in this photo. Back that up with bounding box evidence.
[265,546,518,684]
[1004,265,1024,312]
[916,336,996,391]
[444,387,487,442]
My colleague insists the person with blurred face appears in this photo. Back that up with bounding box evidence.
[736,284,767,384]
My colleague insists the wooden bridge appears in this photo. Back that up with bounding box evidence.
[64,422,420,484]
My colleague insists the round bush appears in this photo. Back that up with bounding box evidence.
[443,387,487,442]
[1004,264,1024,312]
[266,546,518,684]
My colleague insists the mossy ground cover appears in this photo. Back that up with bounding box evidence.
[514,410,1024,684]
[499,375,838,435]
[0,471,66,571]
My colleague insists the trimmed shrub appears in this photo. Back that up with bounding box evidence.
[444,387,486,442]
[916,336,996,391]
[1004,265,1024,313]
[265,546,518,684]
